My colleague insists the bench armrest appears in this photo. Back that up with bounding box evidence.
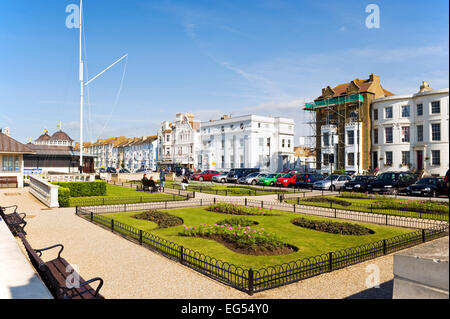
[35,244,64,259]
[1,205,18,213]
[79,277,104,297]
[17,212,27,219]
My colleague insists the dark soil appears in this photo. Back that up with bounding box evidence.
[292,218,374,235]
[133,210,183,228]
[193,234,298,256]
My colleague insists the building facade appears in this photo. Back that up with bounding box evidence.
[123,136,158,171]
[305,74,394,174]
[157,113,201,170]
[0,129,33,188]
[25,130,95,174]
[371,82,449,176]
[197,115,295,172]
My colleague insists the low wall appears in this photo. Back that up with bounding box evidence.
[393,236,449,299]
[29,176,59,208]
[107,172,176,183]
[0,218,53,299]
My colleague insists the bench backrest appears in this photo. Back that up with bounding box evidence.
[0,176,18,184]
[18,233,46,271]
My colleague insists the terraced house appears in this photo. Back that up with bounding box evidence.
[371,82,449,176]
[157,113,201,171]
[122,135,158,171]
[87,136,128,170]
[304,74,394,174]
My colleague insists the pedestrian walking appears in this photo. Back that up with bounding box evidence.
[159,168,167,189]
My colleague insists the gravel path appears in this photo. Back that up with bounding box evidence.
[0,188,413,299]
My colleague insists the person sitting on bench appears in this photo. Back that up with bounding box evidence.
[148,176,158,192]
[142,174,149,191]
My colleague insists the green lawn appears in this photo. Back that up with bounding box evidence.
[286,195,449,221]
[68,184,186,206]
[97,206,413,270]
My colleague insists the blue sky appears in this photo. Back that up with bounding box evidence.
[1,0,448,144]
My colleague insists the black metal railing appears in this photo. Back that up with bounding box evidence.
[281,196,449,222]
[76,199,449,295]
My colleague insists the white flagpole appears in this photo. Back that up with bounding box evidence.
[79,0,84,173]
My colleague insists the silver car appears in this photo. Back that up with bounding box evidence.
[239,173,268,185]
[313,175,352,191]
[212,171,229,183]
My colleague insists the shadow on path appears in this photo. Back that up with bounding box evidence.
[346,280,393,299]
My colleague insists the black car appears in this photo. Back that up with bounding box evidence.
[406,177,446,197]
[226,168,260,183]
[106,167,117,173]
[367,172,417,194]
[294,173,325,189]
[118,168,130,173]
[343,175,376,192]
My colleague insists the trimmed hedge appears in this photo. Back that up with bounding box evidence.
[292,217,374,235]
[302,197,352,207]
[53,180,107,197]
[58,187,71,207]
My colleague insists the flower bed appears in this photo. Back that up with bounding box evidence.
[292,218,374,235]
[133,210,184,228]
[180,224,296,256]
[215,217,258,227]
[206,203,274,216]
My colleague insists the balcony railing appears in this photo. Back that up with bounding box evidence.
[305,94,364,109]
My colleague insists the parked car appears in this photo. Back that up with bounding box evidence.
[444,170,450,195]
[342,175,376,192]
[118,168,130,173]
[276,173,302,187]
[99,168,106,173]
[312,175,352,191]
[135,168,148,173]
[406,177,446,197]
[211,171,229,183]
[192,170,220,181]
[226,168,260,183]
[106,167,117,173]
[257,173,285,186]
[238,173,268,185]
[367,171,417,195]
[294,173,325,189]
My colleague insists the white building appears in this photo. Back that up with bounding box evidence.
[157,113,201,170]
[371,82,449,176]
[344,121,363,174]
[123,136,158,171]
[320,124,338,174]
[197,115,295,172]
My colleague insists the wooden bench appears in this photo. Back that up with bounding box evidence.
[0,176,18,188]
[18,233,104,299]
[0,205,27,236]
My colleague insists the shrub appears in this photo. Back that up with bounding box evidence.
[215,217,258,227]
[58,187,71,207]
[301,197,352,207]
[133,210,183,228]
[206,203,272,216]
[52,180,107,197]
[180,224,289,251]
[292,218,374,235]
[372,200,449,214]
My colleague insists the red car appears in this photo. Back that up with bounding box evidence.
[276,173,302,187]
[192,170,220,181]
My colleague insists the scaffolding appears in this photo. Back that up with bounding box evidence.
[303,94,365,174]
